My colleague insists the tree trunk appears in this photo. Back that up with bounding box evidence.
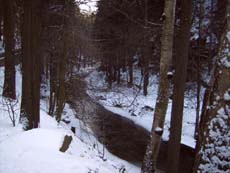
[141,0,176,172]
[208,0,214,73]
[0,0,2,42]
[166,0,192,172]
[128,56,133,87]
[2,0,16,100]
[55,41,66,122]
[143,64,149,96]
[108,63,113,88]
[143,0,149,96]
[194,0,204,140]
[49,53,57,116]
[193,1,230,171]
[55,4,69,122]
[20,0,41,130]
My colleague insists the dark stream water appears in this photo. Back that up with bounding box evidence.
[67,76,195,173]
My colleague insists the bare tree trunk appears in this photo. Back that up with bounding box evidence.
[193,1,230,171]
[20,0,41,130]
[48,53,57,116]
[55,2,70,122]
[0,0,2,42]
[2,0,16,100]
[143,0,149,96]
[128,56,133,87]
[108,63,113,88]
[208,0,214,73]
[55,39,66,122]
[143,63,149,96]
[166,0,192,172]
[194,0,204,140]
[141,0,176,172]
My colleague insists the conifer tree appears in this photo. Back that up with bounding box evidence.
[20,0,41,130]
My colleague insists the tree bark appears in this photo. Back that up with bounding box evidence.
[128,56,133,87]
[0,0,2,42]
[55,2,70,122]
[55,38,67,122]
[166,0,192,172]
[143,0,149,96]
[141,0,176,172]
[20,0,41,130]
[2,0,16,99]
[194,0,204,140]
[48,54,57,116]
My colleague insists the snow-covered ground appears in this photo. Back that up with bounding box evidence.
[0,66,140,173]
[85,67,202,148]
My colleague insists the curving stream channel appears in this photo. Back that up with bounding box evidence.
[66,76,195,173]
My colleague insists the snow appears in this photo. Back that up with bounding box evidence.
[220,56,230,68]
[224,89,230,101]
[0,66,140,173]
[167,71,174,77]
[78,0,98,14]
[219,33,230,68]
[198,106,230,173]
[155,127,163,132]
[0,110,139,173]
[227,31,230,42]
[197,37,230,172]
[0,40,4,54]
[0,125,120,173]
[85,68,199,148]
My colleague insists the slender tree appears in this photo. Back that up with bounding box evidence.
[166,0,192,172]
[142,0,176,172]
[55,25,68,122]
[194,0,204,140]
[143,0,149,96]
[2,0,16,99]
[0,0,3,42]
[20,0,41,130]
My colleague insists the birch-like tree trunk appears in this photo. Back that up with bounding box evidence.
[141,0,176,172]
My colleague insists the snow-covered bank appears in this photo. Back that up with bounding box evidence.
[0,112,139,173]
[0,66,140,173]
[85,67,201,148]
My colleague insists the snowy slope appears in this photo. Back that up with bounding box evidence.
[0,66,140,173]
[0,112,140,173]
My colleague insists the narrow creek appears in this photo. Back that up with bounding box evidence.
[66,76,195,173]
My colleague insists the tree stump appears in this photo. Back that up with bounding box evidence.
[59,135,72,152]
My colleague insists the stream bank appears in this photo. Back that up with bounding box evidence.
[66,76,195,172]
